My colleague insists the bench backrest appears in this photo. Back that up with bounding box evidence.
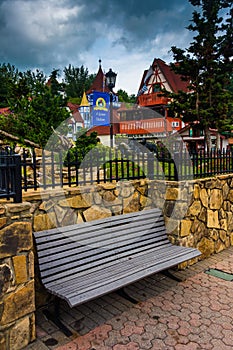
[34,208,170,287]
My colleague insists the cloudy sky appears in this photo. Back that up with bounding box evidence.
[0,0,194,94]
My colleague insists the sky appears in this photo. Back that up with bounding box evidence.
[0,0,195,95]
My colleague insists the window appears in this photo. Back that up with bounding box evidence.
[153,83,161,92]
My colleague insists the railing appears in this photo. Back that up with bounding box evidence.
[1,147,233,202]
[137,92,169,107]
[18,147,233,188]
[190,149,233,179]
[20,148,150,191]
[0,148,22,203]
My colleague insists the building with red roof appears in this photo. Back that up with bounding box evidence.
[117,58,188,140]
[86,60,112,95]
[135,59,226,151]
[138,58,189,101]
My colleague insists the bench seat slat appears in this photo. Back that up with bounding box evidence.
[46,246,200,307]
[46,244,189,291]
[64,247,198,300]
[43,243,198,288]
[39,237,170,279]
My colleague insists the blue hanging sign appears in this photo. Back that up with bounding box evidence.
[92,92,110,126]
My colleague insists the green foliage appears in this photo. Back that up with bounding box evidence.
[75,129,99,152]
[117,89,136,103]
[0,63,19,107]
[0,64,70,147]
[5,83,69,148]
[63,64,95,98]
[68,97,82,105]
[169,0,233,142]
[0,61,135,149]
[66,130,100,164]
[0,64,49,107]
[48,69,63,96]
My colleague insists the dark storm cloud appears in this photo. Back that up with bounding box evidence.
[0,0,194,90]
[0,1,109,70]
[74,0,193,48]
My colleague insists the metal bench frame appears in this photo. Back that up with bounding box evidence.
[34,208,201,309]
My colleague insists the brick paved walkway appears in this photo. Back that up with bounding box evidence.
[26,246,233,350]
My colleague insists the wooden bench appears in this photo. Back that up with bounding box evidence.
[34,208,201,309]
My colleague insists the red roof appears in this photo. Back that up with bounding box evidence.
[87,125,110,136]
[87,123,119,136]
[138,58,189,94]
[86,64,111,94]
[154,59,189,93]
[67,102,79,112]
[72,111,83,123]
[67,110,84,124]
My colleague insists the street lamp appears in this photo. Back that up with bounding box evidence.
[106,68,117,148]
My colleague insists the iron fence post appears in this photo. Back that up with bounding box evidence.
[14,154,22,203]
[147,152,154,180]
[173,152,180,181]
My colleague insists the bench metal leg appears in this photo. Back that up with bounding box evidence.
[117,288,138,304]
[43,298,73,337]
[162,269,183,282]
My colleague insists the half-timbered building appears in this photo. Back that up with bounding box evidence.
[117,58,188,140]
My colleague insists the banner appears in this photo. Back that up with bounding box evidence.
[92,92,110,126]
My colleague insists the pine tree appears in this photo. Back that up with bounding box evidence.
[170,0,233,151]
[63,64,95,99]
[0,63,19,107]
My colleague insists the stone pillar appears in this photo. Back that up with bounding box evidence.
[0,202,35,350]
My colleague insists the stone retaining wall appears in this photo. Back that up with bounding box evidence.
[26,175,233,267]
[0,202,35,350]
[163,175,233,268]
[178,175,233,265]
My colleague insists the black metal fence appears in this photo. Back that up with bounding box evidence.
[0,148,22,203]
[1,147,233,202]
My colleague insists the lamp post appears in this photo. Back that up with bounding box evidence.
[105,68,117,148]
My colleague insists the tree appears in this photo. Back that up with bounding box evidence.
[117,89,136,103]
[65,129,100,165]
[0,69,70,148]
[0,63,19,107]
[48,69,63,96]
[169,0,233,150]
[63,64,95,99]
[11,69,47,102]
[8,91,69,148]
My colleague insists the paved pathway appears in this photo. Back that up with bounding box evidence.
[26,246,233,350]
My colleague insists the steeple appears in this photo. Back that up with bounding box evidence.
[80,91,89,107]
[86,59,110,94]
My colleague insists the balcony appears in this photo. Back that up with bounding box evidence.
[138,92,169,107]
